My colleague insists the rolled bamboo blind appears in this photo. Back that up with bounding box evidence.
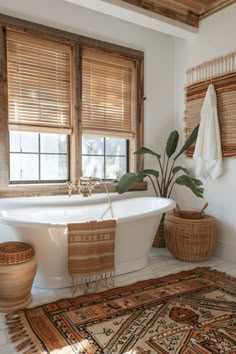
[7,30,72,134]
[185,51,236,158]
[82,48,136,139]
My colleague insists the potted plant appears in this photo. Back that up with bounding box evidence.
[117,125,204,247]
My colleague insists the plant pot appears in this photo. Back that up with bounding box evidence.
[152,213,166,248]
[164,213,217,262]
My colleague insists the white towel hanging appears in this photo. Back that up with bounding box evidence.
[193,84,223,180]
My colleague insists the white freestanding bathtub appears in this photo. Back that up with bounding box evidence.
[0,194,175,289]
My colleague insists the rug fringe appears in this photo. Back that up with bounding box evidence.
[11,330,27,341]
[16,339,33,352]
[5,312,44,354]
[208,268,236,282]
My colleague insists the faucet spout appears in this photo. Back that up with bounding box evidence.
[66,176,115,218]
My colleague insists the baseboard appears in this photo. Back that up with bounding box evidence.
[214,240,236,263]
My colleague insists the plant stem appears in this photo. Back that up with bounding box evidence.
[163,155,170,197]
[155,177,162,195]
[147,176,159,197]
[166,159,176,196]
[167,180,176,198]
[157,156,164,195]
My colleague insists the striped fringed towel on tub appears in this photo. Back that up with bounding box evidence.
[67,219,116,295]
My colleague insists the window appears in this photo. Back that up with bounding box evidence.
[81,48,137,178]
[7,30,72,183]
[82,136,127,179]
[9,132,68,182]
[0,15,144,196]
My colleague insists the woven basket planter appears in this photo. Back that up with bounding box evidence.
[164,214,217,262]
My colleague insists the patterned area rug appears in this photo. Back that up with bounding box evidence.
[6,267,236,354]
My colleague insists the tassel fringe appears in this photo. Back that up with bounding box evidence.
[5,312,44,354]
[71,271,115,296]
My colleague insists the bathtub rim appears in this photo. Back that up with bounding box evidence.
[0,195,176,229]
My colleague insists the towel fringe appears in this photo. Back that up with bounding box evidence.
[71,271,115,296]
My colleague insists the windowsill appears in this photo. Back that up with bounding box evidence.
[0,181,147,198]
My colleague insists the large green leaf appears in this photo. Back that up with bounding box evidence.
[189,177,203,186]
[166,130,179,158]
[134,146,161,159]
[117,173,143,194]
[174,125,199,161]
[172,166,189,175]
[175,174,204,198]
[141,169,159,178]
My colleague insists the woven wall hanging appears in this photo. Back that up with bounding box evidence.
[185,51,236,158]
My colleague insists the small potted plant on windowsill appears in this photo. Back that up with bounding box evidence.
[117,125,204,247]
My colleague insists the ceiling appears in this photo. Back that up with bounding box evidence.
[120,0,235,27]
[65,0,235,40]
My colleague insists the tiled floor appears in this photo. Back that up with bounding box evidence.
[1,248,236,354]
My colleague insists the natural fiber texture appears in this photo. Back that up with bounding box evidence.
[0,242,35,265]
[0,257,37,313]
[6,267,236,353]
[165,214,217,262]
[67,220,116,295]
[187,52,236,84]
[185,71,236,158]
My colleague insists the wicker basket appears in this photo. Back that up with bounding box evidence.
[0,241,37,313]
[164,214,217,262]
[0,241,35,264]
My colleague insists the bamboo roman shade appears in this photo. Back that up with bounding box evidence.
[82,48,136,138]
[7,30,72,134]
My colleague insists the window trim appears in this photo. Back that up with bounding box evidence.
[0,13,144,197]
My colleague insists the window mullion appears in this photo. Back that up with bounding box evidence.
[104,138,106,179]
[38,134,41,181]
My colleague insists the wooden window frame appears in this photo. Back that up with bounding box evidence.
[0,13,145,197]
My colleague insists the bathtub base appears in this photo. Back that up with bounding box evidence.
[34,256,148,289]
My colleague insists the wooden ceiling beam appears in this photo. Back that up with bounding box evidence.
[120,0,235,28]
[173,0,207,12]
[121,0,199,27]
[200,0,235,18]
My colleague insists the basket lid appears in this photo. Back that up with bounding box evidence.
[0,241,35,265]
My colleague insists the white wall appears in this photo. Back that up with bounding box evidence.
[173,4,236,262]
[0,0,174,237]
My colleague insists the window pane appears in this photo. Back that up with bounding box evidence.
[105,138,126,156]
[40,155,68,180]
[82,156,104,178]
[105,156,127,179]
[9,132,38,153]
[41,134,68,153]
[82,136,104,155]
[10,153,39,181]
